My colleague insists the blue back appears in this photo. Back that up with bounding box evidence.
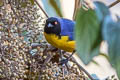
[57,18,75,40]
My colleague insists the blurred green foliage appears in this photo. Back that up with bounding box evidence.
[75,1,110,64]
[49,0,63,17]
[41,0,62,17]
[75,7,101,64]
[102,15,120,79]
[75,1,120,79]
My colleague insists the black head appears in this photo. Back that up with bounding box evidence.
[44,17,61,36]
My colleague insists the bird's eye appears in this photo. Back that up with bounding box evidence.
[54,21,58,25]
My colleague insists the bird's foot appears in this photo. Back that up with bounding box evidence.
[59,58,69,65]
[59,50,76,65]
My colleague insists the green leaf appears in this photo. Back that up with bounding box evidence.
[102,15,120,79]
[41,0,62,17]
[49,0,63,17]
[94,1,110,21]
[75,1,110,65]
[75,7,101,64]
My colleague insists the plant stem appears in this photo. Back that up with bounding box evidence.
[73,0,80,20]
[109,0,120,8]
[72,59,94,80]
[64,53,94,80]
[34,0,49,18]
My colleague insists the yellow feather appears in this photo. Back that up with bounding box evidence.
[44,32,75,52]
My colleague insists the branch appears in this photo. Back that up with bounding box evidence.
[34,0,49,18]
[109,0,120,8]
[73,0,120,20]
[64,53,94,80]
[71,58,94,80]
[73,0,80,20]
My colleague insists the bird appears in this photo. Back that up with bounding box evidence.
[44,17,75,52]
[44,17,76,64]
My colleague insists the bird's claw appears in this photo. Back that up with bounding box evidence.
[59,59,68,65]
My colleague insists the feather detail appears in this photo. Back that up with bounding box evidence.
[44,32,75,52]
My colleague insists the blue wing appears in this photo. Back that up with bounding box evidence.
[57,18,75,40]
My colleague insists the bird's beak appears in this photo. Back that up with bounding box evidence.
[48,23,54,28]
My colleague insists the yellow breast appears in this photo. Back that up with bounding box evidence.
[44,32,75,52]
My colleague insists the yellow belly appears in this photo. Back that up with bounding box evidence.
[44,32,75,52]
